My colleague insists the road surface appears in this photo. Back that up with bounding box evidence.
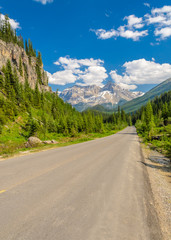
[0,127,162,240]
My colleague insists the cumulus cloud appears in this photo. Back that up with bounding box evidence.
[154,27,171,39]
[145,5,171,40]
[110,59,171,88]
[124,15,144,29]
[118,26,148,41]
[0,14,21,29]
[47,70,77,85]
[34,0,54,5]
[92,5,171,41]
[48,56,108,86]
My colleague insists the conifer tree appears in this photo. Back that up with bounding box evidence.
[113,113,116,125]
[121,109,126,122]
[25,40,29,55]
[13,67,19,90]
[37,51,42,66]
[35,63,42,84]
[162,102,169,125]
[19,56,23,76]
[0,75,4,88]
[145,102,153,126]
[34,82,41,107]
[4,60,13,96]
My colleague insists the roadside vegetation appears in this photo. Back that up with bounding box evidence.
[0,16,130,157]
[0,60,128,157]
[133,91,171,159]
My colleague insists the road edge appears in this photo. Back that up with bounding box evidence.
[138,138,163,240]
[139,138,171,240]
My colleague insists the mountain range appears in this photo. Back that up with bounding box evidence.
[60,79,171,113]
[59,82,144,112]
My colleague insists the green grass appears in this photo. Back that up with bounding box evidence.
[0,116,122,158]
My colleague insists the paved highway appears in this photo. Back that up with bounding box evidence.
[0,127,162,240]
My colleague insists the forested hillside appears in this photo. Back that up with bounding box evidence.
[122,78,171,113]
[0,15,129,156]
[133,91,171,158]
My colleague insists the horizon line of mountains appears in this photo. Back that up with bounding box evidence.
[59,79,171,112]
[0,16,170,114]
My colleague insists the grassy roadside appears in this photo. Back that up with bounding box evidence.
[136,125,171,160]
[0,129,121,159]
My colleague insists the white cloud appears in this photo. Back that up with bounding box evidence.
[118,26,148,41]
[34,0,54,5]
[105,10,112,18]
[47,70,77,85]
[80,66,108,86]
[154,27,171,39]
[118,83,137,90]
[90,29,118,39]
[92,26,148,41]
[144,3,150,8]
[91,5,171,41]
[124,15,144,29]
[0,14,21,29]
[92,13,148,41]
[152,6,171,14]
[146,15,166,24]
[145,5,171,40]
[48,56,108,86]
[110,59,171,88]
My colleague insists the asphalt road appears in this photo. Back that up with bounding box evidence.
[0,127,162,240]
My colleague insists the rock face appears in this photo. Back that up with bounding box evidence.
[59,82,144,111]
[0,39,51,91]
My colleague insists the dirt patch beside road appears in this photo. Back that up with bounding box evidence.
[141,144,171,240]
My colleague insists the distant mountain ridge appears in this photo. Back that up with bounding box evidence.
[122,78,171,113]
[59,82,144,112]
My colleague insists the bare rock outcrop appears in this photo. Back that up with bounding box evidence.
[0,39,51,92]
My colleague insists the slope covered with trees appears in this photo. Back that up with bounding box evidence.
[0,15,129,156]
[122,78,171,113]
[0,59,129,155]
[133,91,171,158]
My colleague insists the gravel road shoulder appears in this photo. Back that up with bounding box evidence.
[141,143,171,240]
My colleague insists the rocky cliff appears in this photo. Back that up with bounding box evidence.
[0,39,51,91]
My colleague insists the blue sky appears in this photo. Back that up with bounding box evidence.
[1,0,171,92]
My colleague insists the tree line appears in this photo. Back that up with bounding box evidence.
[0,14,129,140]
[0,59,130,138]
[133,91,171,138]
[132,91,171,158]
